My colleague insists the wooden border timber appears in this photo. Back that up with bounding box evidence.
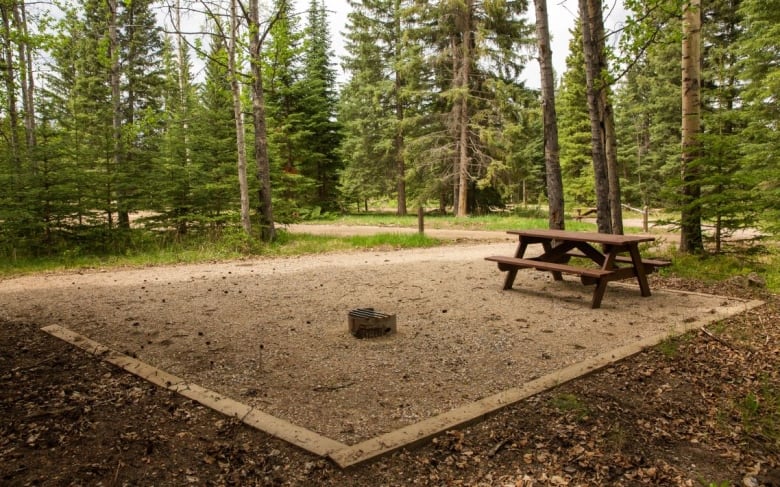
[40,325,347,458]
[40,294,763,469]
[330,297,764,467]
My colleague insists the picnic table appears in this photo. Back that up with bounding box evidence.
[485,229,670,309]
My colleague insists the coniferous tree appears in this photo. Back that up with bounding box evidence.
[263,0,316,222]
[737,0,780,234]
[117,0,165,228]
[698,0,754,251]
[154,36,196,235]
[558,22,595,207]
[190,34,240,228]
[615,2,682,210]
[299,0,342,212]
[422,0,533,215]
[340,0,425,215]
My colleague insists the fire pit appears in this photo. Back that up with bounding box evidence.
[348,308,397,339]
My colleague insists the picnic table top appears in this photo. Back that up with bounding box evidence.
[506,229,656,246]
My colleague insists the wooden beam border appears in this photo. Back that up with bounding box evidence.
[41,296,763,469]
[41,325,347,458]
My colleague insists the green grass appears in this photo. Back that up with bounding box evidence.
[665,247,780,292]
[735,380,780,449]
[656,333,692,359]
[2,213,778,294]
[0,229,443,278]
[550,393,590,420]
[308,211,598,232]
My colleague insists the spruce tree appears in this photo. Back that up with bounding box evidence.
[263,0,316,222]
[299,0,342,212]
[189,34,240,228]
[737,0,780,234]
[557,21,595,207]
[117,0,165,228]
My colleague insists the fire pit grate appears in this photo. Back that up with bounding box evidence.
[348,308,397,339]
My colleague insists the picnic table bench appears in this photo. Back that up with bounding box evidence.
[485,229,670,309]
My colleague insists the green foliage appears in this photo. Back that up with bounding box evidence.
[667,249,780,292]
[558,21,595,207]
[736,0,780,234]
[734,380,780,449]
[656,333,693,359]
[550,393,590,420]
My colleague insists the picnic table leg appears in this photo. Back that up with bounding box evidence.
[628,244,651,297]
[591,278,608,309]
[502,239,529,290]
[541,241,564,281]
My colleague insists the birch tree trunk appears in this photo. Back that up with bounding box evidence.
[228,0,252,234]
[680,0,703,252]
[248,0,276,242]
[533,0,565,230]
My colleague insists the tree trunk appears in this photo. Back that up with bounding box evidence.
[533,0,565,230]
[12,1,35,168]
[680,0,703,253]
[248,0,276,242]
[394,0,407,217]
[0,5,21,172]
[229,0,252,234]
[603,96,623,234]
[579,0,611,234]
[108,0,128,230]
[455,0,473,218]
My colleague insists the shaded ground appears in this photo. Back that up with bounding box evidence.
[2,268,779,485]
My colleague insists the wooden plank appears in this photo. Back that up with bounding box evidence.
[330,297,765,468]
[507,229,655,246]
[40,325,347,458]
[485,255,611,279]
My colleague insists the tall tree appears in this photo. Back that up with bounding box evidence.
[680,0,703,252]
[558,21,595,207]
[263,0,315,221]
[698,0,753,252]
[190,33,240,227]
[117,0,165,228]
[432,0,532,216]
[299,0,342,212]
[246,0,278,241]
[533,0,564,229]
[224,0,252,233]
[615,1,682,210]
[340,0,422,214]
[737,0,780,234]
[579,0,623,234]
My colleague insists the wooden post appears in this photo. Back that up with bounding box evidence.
[418,206,424,234]
[643,205,649,233]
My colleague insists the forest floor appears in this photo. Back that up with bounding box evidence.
[1,225,779,486]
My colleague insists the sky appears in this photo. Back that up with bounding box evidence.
[320,1,626,89]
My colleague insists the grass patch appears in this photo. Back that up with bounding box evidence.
[656,333,692,359]
[0,229,441,278]
[667,249,780,292]
[308,211,598,233]
[550,393,590,420]
[734,380,780,449]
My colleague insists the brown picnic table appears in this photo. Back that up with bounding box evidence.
[485,229,670,309]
